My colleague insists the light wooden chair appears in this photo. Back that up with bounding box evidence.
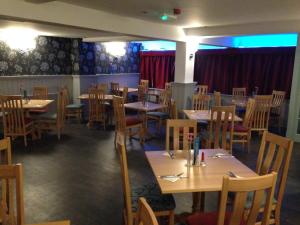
[232,87,246,99]
[197,85,208,95]
[111,82,120,96]
[0,164,70,225]
[63,87,83,122]
[138,85,146,102]
[213,91,221,106]
[166,119,197,153]
[113,96,144,148]
[169,100,177,120]
[136,198,159,225]
[270,90,285,131]
[122,87,129,103]
[0,137,12,165]
[251,95,272,135]
[0,95,37,147]
[187,172,278,225]
[205,106,235,153]
[232,98,256,152]
[250,131,294,225]
[87,88,107,130]
[36,90,66,140]
[140,79,149,91]
[165,82,172,93]
[192,94,210,110]
[116,132,175,225]
[97,83,108,94]
[32,86,48,100]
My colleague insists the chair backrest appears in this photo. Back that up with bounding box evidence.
[166,119,197,152]
[136,197,159,225]
[111,82,120,96]
[232,87,246,97]
[214,91,221,106]
[0,95,26,136]
[256,131,293,210]
[209,105,235,152]
[217,173,277,225]
[252,95,272,131]
[197,85,208,95]
[113,96,126,132]
[32,86,48,100]
[0,138,12,165]
[140,79,149,91]
[0,164,25,225]
[88,88,106,123]
[192,94,210,110]
[271,90,285,115]
[165,82,172,92]
[56,90,67,128]
[138,85,146,102]
[242,98,256,128]
[122,87,128,103]
[116,132,133,225]
[169,99,177,119]
[97,83,108,94]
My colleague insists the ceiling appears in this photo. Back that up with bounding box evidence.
[60,0,300,28]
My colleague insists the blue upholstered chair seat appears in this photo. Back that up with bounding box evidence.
[35,112,57,120]
[131,182,175,212]
[66,103,84,109]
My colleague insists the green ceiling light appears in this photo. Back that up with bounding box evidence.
[160,14,168,21]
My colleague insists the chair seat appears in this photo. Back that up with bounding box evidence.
[126,116,143,126]
[66,103,84,109]
[146,111,169,119]
[131,183,175,212]
[231,124,249,133]
[187,212,244,225]
[35,112,57,120]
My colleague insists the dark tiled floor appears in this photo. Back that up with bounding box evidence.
[8,123,300,225]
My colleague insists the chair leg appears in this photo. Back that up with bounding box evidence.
[168,210,175,225]
[275,206,280,225]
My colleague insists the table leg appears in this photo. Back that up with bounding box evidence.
[192,192,205,212]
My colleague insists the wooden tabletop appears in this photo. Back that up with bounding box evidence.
[146,149,257,194]
[183,110,243,122]
[28,220,70,225]
[77,94,113,100]
[119,87,138,93]
[22,99,54,109]
[124,101,166,112]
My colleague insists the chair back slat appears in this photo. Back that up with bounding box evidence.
[192,94,210,110]
[32,86,48,100]
[138,85,146,102]
[242,98,256,128]
[97,83,108,94]
[252,95,272,131]
[122,87,128,103]
[197,85,208,95]
[271,90,285,115]
[214,91,221,106]
[88,88,106,125]
[136,198,159,225]
[111,82,120,96]
[166,119,197,153]
[140,79,149,91]
[217,173,277,225]
[232,87,246,99]
[57,90,67,128]
[113,96,126,133]
[256,131,293,208]
[209,106,235,153]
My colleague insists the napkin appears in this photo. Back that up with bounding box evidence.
[161,177,180,182]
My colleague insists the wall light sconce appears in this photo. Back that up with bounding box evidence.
[103,42,126,57]
[189,54,194,60]
[0,27,38,51]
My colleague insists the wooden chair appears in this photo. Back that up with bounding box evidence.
[113,96,144,148]
[251,95,272,135]
[116,132,175,225]
[232,87,246,99]
[169,100,177,119]
[0,95,37,147]
[165,83,172,93]
[122,87,129,103]
[213,91,221,106]
[36,90,66,140]
[97,83,108,94]
[0,164,70,225]
[166,119,197,153]
[140,79,149,91]
[197,85,208,95]
[187,172,278,225]
[111,82,120,96]
[250,131,294,225]
[192,94,210,110]
[138,85,146,102]
[32,86,48,100]
[232,98,256,152]
[0,137,12,165]
[87,88,107,130]
[63,87,83,122]
[270,90,285,131]
[204,106,235,153]
[136,198,159,225]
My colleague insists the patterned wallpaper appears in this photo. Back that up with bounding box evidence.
[0,36,80,76]
[0,36,141,76]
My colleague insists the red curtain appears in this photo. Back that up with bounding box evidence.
[194,47,295,98]
[140,51,175,88]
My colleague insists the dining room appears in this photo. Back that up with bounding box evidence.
[1,1,300,225]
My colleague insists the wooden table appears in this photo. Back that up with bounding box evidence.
[183,110,243,122]
[146,149,257,194]
[119,87,138,93]
[22,99,54,109]
[77,94,113,100]
[124,101,166,112]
